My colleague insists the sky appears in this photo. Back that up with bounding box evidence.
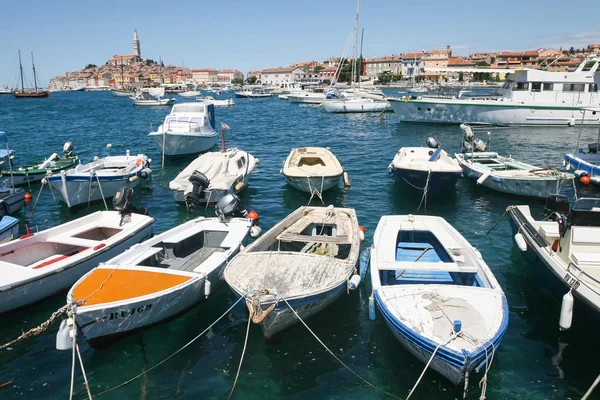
[1,0,599,86]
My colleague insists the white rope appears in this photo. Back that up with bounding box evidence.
[69,328,76,400]
[227,312,252,400]
[76,342,93,400]
[406,332,461,399]
[478,341,496,400]
[95,173,108,211]
[29,179,45,218]
[417,170,431,212]
[92,296,244,397]
[582,372,600,400]
[280,297,403,400]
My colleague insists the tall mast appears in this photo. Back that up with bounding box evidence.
[359,28,364,89]
[121,56,124,88]
[31,52,38,92]
[352,0,360,86]
[18,50,24,92]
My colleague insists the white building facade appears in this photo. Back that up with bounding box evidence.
[261,67,304,86]
[365,56,403,78]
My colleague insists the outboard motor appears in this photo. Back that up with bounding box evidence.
[462,141,473,153]
[113,187,134,226]
[545,194,570,214]
[185,171,210,210]
[63,141,74,157]
[426,137,441,149]
[215,194,247,222]
[473,138,487,152]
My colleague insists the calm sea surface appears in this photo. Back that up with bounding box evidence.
[0,90,599,400]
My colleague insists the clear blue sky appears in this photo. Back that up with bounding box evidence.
[1,0,598,86]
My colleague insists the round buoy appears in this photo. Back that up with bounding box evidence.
[136,159,144,167]
[24,192,32,203]
[580,175,591,185]
[248,210,259,222]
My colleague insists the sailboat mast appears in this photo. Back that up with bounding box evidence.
[31,52,38,92]
[18,50,24,92]
[359,28,364,89]
[121,56,124,89]
[352,0,360,86]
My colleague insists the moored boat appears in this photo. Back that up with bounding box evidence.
[234,88,272,98]
[369,214,508,385]
[281,147,347,194]
[13,51,50,98]
[0,216,19,243]
[323,96,391,113]
[0,190,154,314]
[131,87,175,106]
[224,205,362,338]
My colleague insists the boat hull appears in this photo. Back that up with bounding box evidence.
[13,91,50,98]
[0,224,153,314]
[392,168,460,195]
[388,98,600,126]
[284,174,341,193]
[132,98,175,106]
[0,187,25,215]
[149,131,218,156]
[288,95,325,104]
[0,216,19,243]
[323,100,391,113]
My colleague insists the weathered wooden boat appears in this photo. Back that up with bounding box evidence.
[1,142,78,186]
[57,195,255,348]
[508,195,600,330]
[224,205,362,338]
[369,214,508,385]
[47,151,151,208]
[0,216,19,243]
[456,124,573,198]
[388,137,462,195]
[281,147,348,194]
[0,189,154,314]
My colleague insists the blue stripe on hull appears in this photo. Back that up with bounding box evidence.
[393,169,459,195]
[565,153,600,176]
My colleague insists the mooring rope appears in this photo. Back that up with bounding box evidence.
[29,179,46,218]
[582,372,600,400]
[92,296,244,397]
[95,173,108,211]
[417,170,431,212]
[227,312,252,400]
[76,342,93,400]
[280,297,403,400]
[0,304,69,350]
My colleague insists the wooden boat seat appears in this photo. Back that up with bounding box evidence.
[169,247,225,273]
[48,235,101,248]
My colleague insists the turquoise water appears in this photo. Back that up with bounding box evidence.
[0,91,599,399]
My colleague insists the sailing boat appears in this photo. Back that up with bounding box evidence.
[111,56,134,97]
[13,51,50,98]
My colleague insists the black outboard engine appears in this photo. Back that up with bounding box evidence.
[215,194,247,222]
[472,138,487,152]
[426,137,441,149]
[114,187,134,226]
[63,141,74,157]
[185,171,210,210]
[462,141,473,153]
[545,194,570,214]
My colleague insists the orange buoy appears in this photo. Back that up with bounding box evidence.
[136,159,144,167]
[24,192,33,203]
[580,175,591,185]
[248,210,259,222]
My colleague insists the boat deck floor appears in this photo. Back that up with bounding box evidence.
[161,246,225,272]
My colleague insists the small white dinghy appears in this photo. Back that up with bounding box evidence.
[169,125,258,209]
[148,102,218,156]
[281,147,348,194]
[47,151,152,208]
[196,96,235,106]
[57,195,257,348]
[131,87,175,106]
[0,189,154,314]
[369,214,508,386]
[224,205,362,338]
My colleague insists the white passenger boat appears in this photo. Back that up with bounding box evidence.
[57,196,254,348]
[148,102,218,156]
[388,138,462,195]
[509,196,600,330]
[47,152,152,208]
[288,88,326,104]
[456,124,573,198]
[388,55,600,126]
[224,205,362,338]
[234,88,272,98]
[369,214,508,385]
[281,147,347,193]
[131,87,175,106]
[0,192,154,314]
[169,147,258,208]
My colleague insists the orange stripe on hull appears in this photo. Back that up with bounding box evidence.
[73,268,192,307]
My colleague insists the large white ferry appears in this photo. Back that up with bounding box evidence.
[388,56,600,126]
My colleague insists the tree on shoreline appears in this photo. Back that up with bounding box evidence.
[84,64,97,69]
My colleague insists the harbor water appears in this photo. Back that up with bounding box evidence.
[0,90,599,399]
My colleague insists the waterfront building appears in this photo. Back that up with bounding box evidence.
[446,57,475,81]
[495,51,538,68]
[261,67,304,86]
[323,57,340,68]
[422,46,452,81]
[364,55,402,79]
[317,67,337,82]
[217,69,243,84]
[401,53,423,79]
[192,68,218,85]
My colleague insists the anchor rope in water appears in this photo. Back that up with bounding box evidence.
[76,342,93,400]
[0,304,69,350]
[306,174,325,206]
[29,179,46,218]
[417,170,431,212]
[92,296,244,397]
[280,296,404,400]
[94,173,108,211]
[227,311,252,400]
[487,208,509,235]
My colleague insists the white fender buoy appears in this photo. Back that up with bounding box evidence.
[477,170,492,185]
[514,233,527,252]
[562,159,566,167]
[204,279,212,297]
[568,118,576,127]
[368,296,376,320]
[55,319,73,350]
[235,181,245,191]
[250,225,262,238]
[574,169,586,178]
[566,163,571,171]
[359,230,365,241]
[348,275,361,290]
[343,171,351,188]
[559,291,574,331]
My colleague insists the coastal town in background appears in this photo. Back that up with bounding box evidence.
[35,29,600,92]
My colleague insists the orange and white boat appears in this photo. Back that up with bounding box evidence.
[0,210,154,314]
[57,196,258,349]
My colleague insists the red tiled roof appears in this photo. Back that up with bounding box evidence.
[403,53,422,58]
[262,67,300,73]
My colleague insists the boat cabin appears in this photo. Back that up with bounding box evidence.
[162,103,215,133]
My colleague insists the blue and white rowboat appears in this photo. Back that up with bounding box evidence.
[0,215,18,243]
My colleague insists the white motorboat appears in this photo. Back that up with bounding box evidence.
[0,192,154,314]
[131,87,175,106]
[234,88,272,98]
[509,195,600,330]
[388,138,462,195]
[47,152,152,209]
[169,147,258,208]
[111,88,134,97]
[57,195,255,348]
[323,97,391,113]
[281,147,347,194]
[179,90,201,97]
[457,124,574,198]
[0,215,18,243]
[288,88,326,104]
[369,214,508,385]
[196,96,235,106]
[148,102,218,156]
[388,55,600,126]
[224,205,362,338]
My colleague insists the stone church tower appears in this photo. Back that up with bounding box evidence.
[133,29,141,60]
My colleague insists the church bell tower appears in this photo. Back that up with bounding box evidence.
[133,29,141,60]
